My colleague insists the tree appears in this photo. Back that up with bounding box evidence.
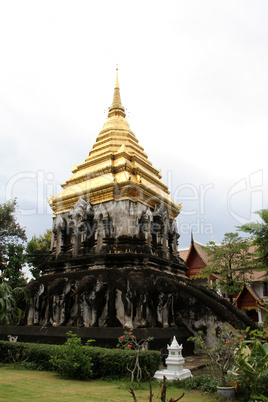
[238,209,268,268]
[199,232,258,300]
[5,243,26,287]
[26,229,51,279]
[0,199,27,286]
[0,281,27,325]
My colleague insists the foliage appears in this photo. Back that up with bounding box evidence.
[0,281,28,325]
[0,339,160,380]
[26,229,51,279]
[49,331,93,380]
[4,243,27,286]
[0,340,58,371]
[243,325,268,343]
[0,199,27,286]
[88,346,160,380]
[238,209,268,269]
[117,328,154,385]
[117,328,137,349]
[7,347,29,367]
[230,339,268,399]
[175,374,219,394]
[188,327,242,387]
[200,232,258,298]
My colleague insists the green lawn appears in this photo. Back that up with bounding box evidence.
[0,365,218,401]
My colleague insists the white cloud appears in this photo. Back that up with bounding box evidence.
[0,0,267,249]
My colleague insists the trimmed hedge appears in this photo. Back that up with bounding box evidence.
[0,341,160,380]
[0,341,57,371]
[85,347,160,379]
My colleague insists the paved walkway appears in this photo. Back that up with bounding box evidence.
[184,355,207,371]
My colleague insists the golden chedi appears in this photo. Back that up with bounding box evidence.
[48,69,181,218]
[25,70,255,343]
[46,69,183,261]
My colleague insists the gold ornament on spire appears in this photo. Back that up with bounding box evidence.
[108,67,126,118]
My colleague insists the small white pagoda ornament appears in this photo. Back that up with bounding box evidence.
[154,336,192,381]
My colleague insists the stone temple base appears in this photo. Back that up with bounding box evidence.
[0,325,193,351]
[154,368,192,381]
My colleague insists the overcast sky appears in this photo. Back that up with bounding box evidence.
[1,1,267,258]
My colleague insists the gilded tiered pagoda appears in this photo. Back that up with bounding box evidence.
[25,70,256,344]
[49,69,181,218]
[46,69,183,267]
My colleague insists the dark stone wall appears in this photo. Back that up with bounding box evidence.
[22,198,257,345]
[25,257,256,339]
[0,325,194,355]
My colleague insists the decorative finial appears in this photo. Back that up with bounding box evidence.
[191,231,194,244]
[108,67,126,118]
[115,65,119,90]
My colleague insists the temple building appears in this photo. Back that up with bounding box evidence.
[22,70,256,345]
[181,236,268,325]
[234,275,268,324]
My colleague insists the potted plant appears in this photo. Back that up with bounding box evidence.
[188,327,241,398]
[229,338,268,400]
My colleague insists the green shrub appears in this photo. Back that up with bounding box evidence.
[49,332,93,380]
[0,339,160,380]
[233,373,268,401]
[230,339,268,400]
[0,340,59,370]
[175,374,219,394]
[82,346,160,380]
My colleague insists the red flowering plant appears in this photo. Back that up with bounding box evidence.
[117,329,153,385]
[188,327,243,387]
[117,329,137,350]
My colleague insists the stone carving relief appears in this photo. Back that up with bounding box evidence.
[47,279,72,326]
[76,274,108,327]
[52,214,66,256]
[27,193,256,336]
[169,219,180,258]
[49,199,180,262]
[68,197,88,256]
[27,283,45,325]
[51,198,97,258]
[29,199,206,331]
[26,266,255,335]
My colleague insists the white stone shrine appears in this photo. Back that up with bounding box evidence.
[154,336,192,381]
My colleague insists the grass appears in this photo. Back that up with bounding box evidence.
[0,365,218,401]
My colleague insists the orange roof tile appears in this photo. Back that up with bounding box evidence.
[179,249,189,261]
[234,285,266,306]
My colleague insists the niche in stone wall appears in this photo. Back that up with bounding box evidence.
[151,215,163,248]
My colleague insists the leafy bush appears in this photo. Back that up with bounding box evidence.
[0,339,160,380]
[175,374,220,394]
[0,281,28,325]
[0,340,57,371]
[83,346,160,380]
[230,339,268,400]
[188,327,242,387]
[49,332,93,380]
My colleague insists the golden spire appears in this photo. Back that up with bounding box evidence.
[108,66,126,118]
[50,68,181,219]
